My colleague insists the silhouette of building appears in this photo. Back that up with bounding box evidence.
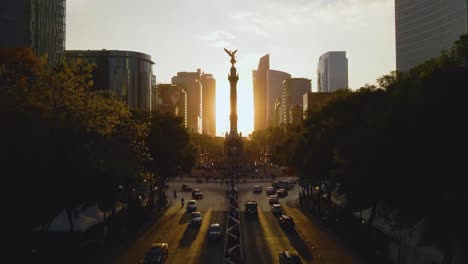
[253,54,269,131]
[282,78,311,125]
[317,51,348,93]
[303,92,335,118]
[201,73,216,136]
[267,70,291,127]
[0,0,66,66]
[289,105,303,126]
[151,74,157,110]
[273,98,282,127]
[65,50,154,112]
[155,84,187,123]
[172,70,202,133]
[253,54,291,130]
[395,0,468,72]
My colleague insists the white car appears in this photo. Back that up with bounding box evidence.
[187,200,197,211]
[271,204,283,214]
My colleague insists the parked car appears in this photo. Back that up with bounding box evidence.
[181,184,192,192]
[207,223,222,241]
[269,195,279,205]
[245,201,258,216]
[279,215,295,230]
[187,200,197,211]
[253,185,262,193]
[279,251,301,264]
[277,188,288,198]
[271,204,283,214]
[142,243,168,264]
[189,212,203,227]
[266,186,276,195]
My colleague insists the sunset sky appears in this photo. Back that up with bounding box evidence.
[66,0,395,136]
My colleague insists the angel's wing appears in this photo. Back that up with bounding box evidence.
[224,48,232,56]
[233,49,238,55]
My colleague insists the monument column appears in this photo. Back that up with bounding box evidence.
[229,65,238,135]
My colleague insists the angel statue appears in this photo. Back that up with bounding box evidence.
[224,48,238,66]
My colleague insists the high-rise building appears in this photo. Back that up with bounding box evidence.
[317,51,348,93]
[172,69,202,133]
[155,84,187,120]
[395,0,468,71]
[201,73,216,136]
[66,50,154,112]
[282,78,311,125]
[253,54,270,131]
[0,0,66,66]
[252,54,291,130]
[273,98,282,127]
[267,70,291,127]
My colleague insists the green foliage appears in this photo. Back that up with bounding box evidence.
[284,34,468,231]
[0,49,149,227]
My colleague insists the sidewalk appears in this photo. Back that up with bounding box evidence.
[295,197,391,264]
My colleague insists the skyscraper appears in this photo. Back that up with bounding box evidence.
[253,54,270,131]
[267,70,291,127]
[282,78,311,124]
[201,73,216,136]
[317,51,348,93]
[172,69,202,133]
[0,0,66,66]
[66,50,154,112]
[395,0,468,71]
[253,54,290,130]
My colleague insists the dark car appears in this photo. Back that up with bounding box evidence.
[192,189,203,199]
[279,251,301,264]
[142,243,168,264]
[266,186,276,195]
[181,184,192,192]
[189,212,203,227]
[272,181,280,189]
[277,188,288,197]
[279,215,295,229]
[245,201,258,216]
[253,185,262,193]
[207,223,222,241]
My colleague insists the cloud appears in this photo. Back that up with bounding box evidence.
[199,31,236,47]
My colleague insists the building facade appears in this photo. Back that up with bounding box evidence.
[201,73,216,136]
[273,98,282,127]
[395,0,468,72]
[172,70,202,133]
[317,51,348,93]
[267,70,291,128]
[282,78,311,125]
[155,84,187,121]
[0,0,66,66]
[253,54,270,131]
[66,50,154,112]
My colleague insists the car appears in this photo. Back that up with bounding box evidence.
[278,181,293,190]
[279,251,301,264]
[193,191,203,199]
[287,178,297,185]
[189,212,203,227]
[192,189,203,199]
[272,181,280,189]
[253,185,262,193]
[279,215,295,229]
[271,204,283,214]
[266,186,276,195]
[207,223,222,240]
[277,188,288,197]
[187,200,197,211]
[245,201,258,216]
[142,243,168,264]
[269,195,279,205]
[181,184,192,192]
